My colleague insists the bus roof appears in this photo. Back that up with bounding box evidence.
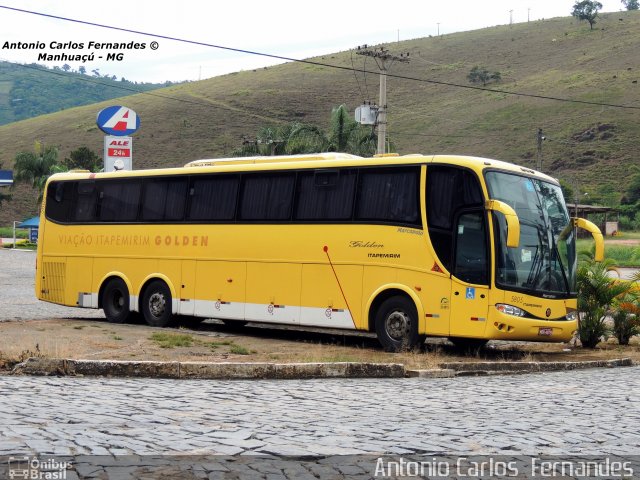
[47,153,558,185]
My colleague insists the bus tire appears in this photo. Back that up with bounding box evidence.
[102,278,131,324]
[374,295,423,352]
[141,280,174,327]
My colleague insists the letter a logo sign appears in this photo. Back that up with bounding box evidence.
[97,105,141,136]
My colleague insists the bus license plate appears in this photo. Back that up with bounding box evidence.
[538,327,553,336]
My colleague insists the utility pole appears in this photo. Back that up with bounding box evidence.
[356,46,409,154]
[509,9,514,25]
[437,22,440,36]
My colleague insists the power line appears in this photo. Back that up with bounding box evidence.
[349,50,364,100]
[1,4,639,111]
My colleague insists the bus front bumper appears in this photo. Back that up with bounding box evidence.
[488,311,578,343]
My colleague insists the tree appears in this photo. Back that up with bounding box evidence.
[78,66,86,75]
[14,146,65,203]
[287,105,377,156]
[233,105,378,157]
[571,0,603,30]
[622,0,639,10]
[623,166,640,205]
[467,66,501,86]
[63,146,101,172]
[559,179,575,204]
[61,64,71,72]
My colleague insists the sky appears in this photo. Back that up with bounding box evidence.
[0,0,628,83]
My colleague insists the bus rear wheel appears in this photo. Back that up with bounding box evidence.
[142,280,174,327]
[102,278,131,324]
[374,296,424,352]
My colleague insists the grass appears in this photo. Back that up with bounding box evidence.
[229,344,251,355]
[149,332,194,349]
[148,332,255,355]
[2,242,36,250]
[577,233,640,267]
[0,227,27,238]
[605,245,640,267]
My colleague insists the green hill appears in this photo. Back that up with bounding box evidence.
[0,61,168,125]
[1,11,639,225]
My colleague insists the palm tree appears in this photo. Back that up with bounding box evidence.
[14,146,65,203]
[233,105,378,158]
[232,124,299,157]
[287,105,378,156]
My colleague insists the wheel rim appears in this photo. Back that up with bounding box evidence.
[385,310,410,341]
[111,290,124,313]
[148,292,166,318]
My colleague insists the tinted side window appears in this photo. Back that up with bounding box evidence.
[355,167,420,225]
[45,181,74,222]
[239,173,295,221]
[141,178,188,221]
[187,175,239,221]
[426,166,484,271]
[295,169,356,221]
[454,212,488,284]
[97,180,142,222]
[427,167,483,229]
[74,181,97,222]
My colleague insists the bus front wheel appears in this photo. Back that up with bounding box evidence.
[102,278,131,324]
[374,296,424,352]
[142,280,174,327]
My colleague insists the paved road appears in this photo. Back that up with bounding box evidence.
[0,249,103,321]
[2,249,640,478]
[1,368,640,478]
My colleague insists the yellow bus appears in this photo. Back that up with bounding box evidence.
[36,152,603,351]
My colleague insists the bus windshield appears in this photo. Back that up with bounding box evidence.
[485,171,576,298]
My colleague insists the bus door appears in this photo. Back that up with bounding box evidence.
[449,210,490,338]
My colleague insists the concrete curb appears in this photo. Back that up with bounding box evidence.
[435,358,633,377]
[9,357,634,380]
[10,358,406,379]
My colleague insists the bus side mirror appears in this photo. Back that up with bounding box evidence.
[486,199,520,248]
[573,217,604,262]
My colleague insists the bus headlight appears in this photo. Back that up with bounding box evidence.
[496,304,527,317]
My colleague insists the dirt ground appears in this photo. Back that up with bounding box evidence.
[1,317,638,372]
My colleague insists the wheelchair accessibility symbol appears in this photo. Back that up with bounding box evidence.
[465,287,476,300]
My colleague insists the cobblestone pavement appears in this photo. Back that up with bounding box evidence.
[0,249,103,321]
[1,367,640,478]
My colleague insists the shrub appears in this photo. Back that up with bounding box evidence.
[612,301,640,345]
[577,260,632,348]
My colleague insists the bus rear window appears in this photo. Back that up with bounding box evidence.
[45,181,74,222]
